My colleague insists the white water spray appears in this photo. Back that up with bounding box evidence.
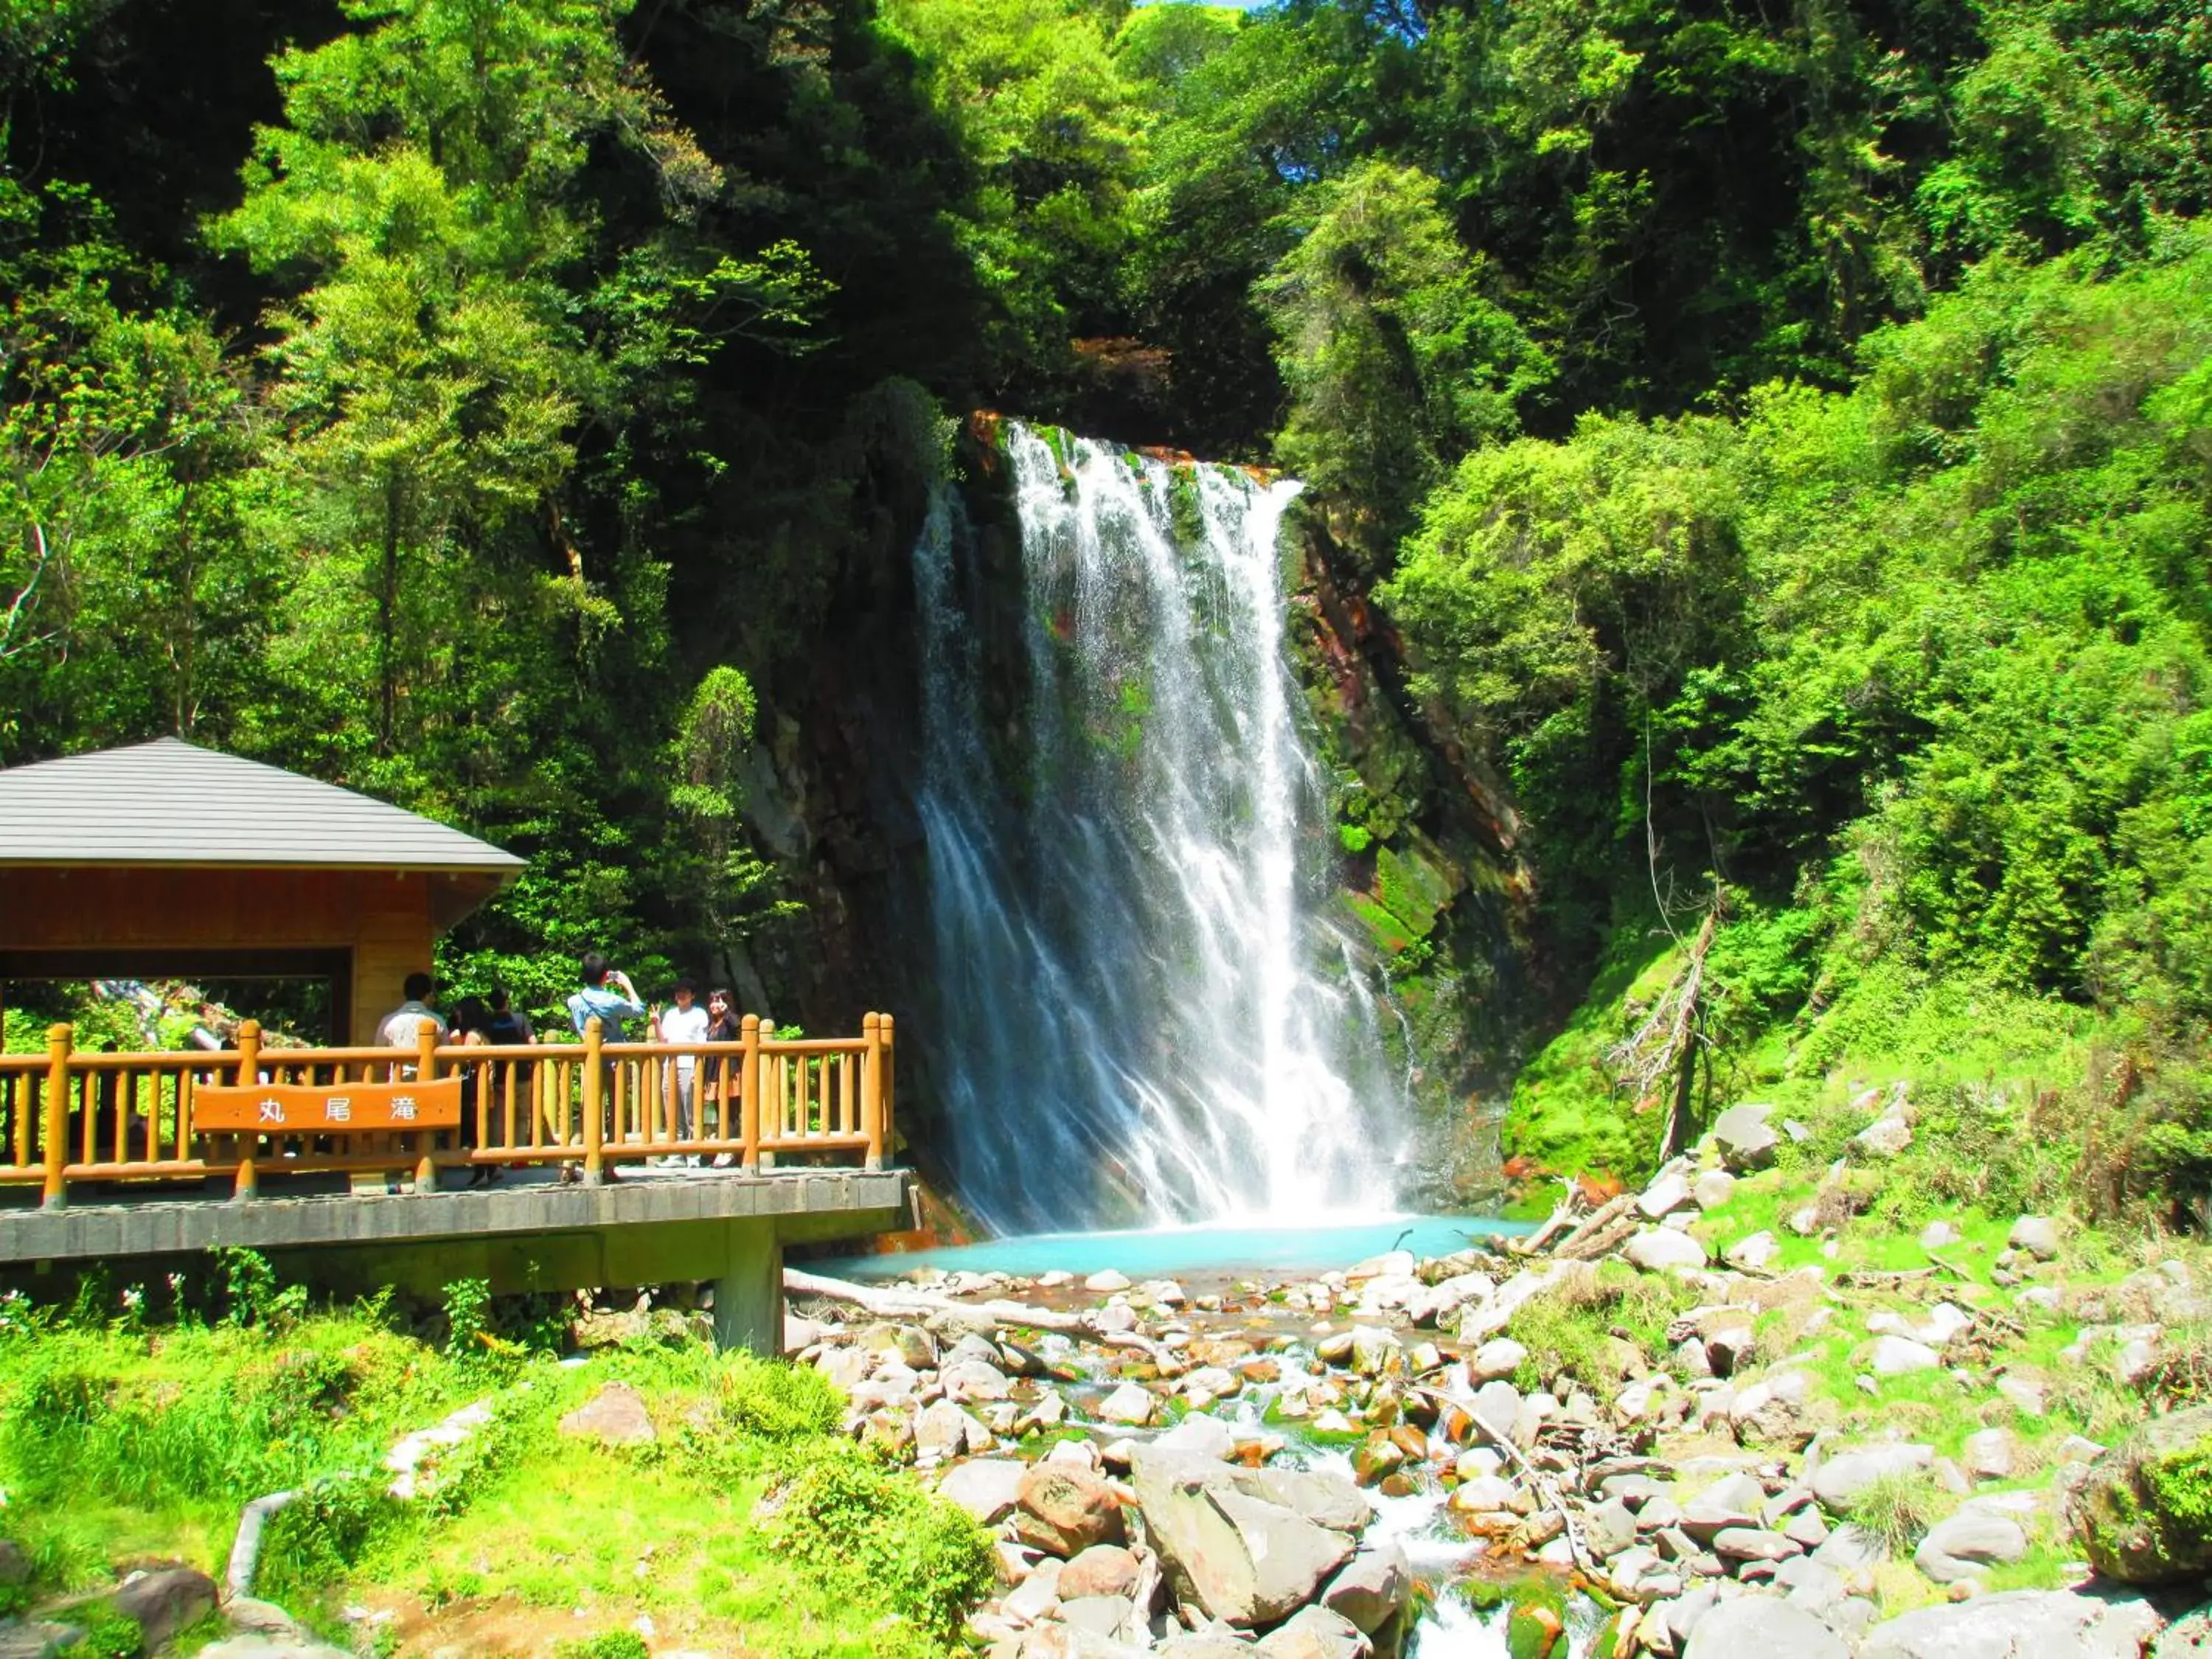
[914,424,1406,1231]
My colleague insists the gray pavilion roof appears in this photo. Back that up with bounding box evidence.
[0,739,525,872]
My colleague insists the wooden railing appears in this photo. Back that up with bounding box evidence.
[0,1012,895,1208]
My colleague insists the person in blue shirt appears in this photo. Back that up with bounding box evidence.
[566,951,646,1037]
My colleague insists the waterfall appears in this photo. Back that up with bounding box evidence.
[913,423,1405,1232]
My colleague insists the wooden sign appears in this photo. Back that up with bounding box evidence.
[192,1077,463,1132]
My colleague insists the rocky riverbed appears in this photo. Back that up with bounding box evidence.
[775,1112,2212,1658]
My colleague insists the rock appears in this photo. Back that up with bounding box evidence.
[1321,1538,1411,1635]
[108,1567,219,1651]
[558,1380,655,1445]
[0,1542,25,1587]
[1724,1233,1779,1273]
[1006,1557,1065,1622]
[1871,1335,1942,1376]
[1785,1204,1822,1237]
[1810,1444,1933,1512]
[2066,1404,2212,1583]
[941,1458,1030,1525]
[1158,1414,1240,1461]
[2156,1603,2212,1657]
[1131,1450,1358,1628]
[1859,1587,2163,1659]
[1060,1545,1143,1601]
[1407,1271,1495,1328]
[1920,1221,1963,1250]
[1627,1229,1711,1273]
[1714,1527,1804,1564]
[861,1321,938,1368]
[1351,1433,1405,1487]
[1693,1169,1737,1210]
[942,1359,1014,1403]
[1472,1338,1527,1383]
[1709,1103,1781,1171]
[915,1399,991,1459]
[195,1639,352,1659]
[1855,1111,1913,1158]
[2008,1216,2062,1262]
[1254,1604,1371,1659]
[1449,1474,1518,1514]
[1705,1326,1757,1375]
[1915,1513,2029,1584]
[1586,1498,1638,1558]
[1234,1463,1372,1534]
[1964,1430,2016,1484]
[1098,1382,1158,1427]
[1472,1379,1521,1441]
[1729,1371,1813,1448]
[1995,1375,2048,1417]
[1640,1172,1696,1219]
[1349,1326,1401,1376]
[1086,1270,1133,1293]
[1683,1596,1849,1659]
[1812,1523,1885,1571]
[1683,1472,1765,1540]
[1014,1463,1126,1556]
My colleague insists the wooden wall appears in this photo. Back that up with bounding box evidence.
[0,867,437,1042]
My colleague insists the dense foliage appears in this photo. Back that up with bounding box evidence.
[2,0,2207,1195]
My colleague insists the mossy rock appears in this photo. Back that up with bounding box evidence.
[2066,1403,2212,1583]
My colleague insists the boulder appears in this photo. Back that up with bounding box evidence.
[1871,1335,1942,1376]
[2155,1602,2212,1658]
[1472,1338,1527,1384]
[1158,1414,1240,1461]
[1964,1430,2016,1484]
[939,1457,1030,1525]
[1859,1587,2163,1659]
[109,1567,219,1651]
[1724,1233,1779,1273]
[1810,1444,1933,1512]
[558,1380,655,1445]
[2066,1405,2212,1583]
[1855,1111,1913,1158]
[1014,1462,1127,1556]
[1914,1512,2029,1584]
[942,1358,1014,1403]
[1098,1382,1158,1427]
[1640,1172,1696,1219]
[1130,1448,1357,1627]
[2008,1216,2062,1262]
[1254,1604,1371,1659]
[1683,1596,1850,1659]
[1920,1221,1963,1250]
[1349,1326,1400,1376]
[1713,1527,1804,1564]
[1086,1270,1133,1293]
[1472,1379,1521,1441]
[1693,1170,1737,1211]
[914,1399,990,1458]
[1627,1228,1711,1273]
[1709,1103,1781,1171]
[1321,1538,1411,1635]
[1059,1544,1144,1601]
[195,1639,353,1659]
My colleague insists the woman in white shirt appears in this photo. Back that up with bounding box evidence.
[651,978,712,1164]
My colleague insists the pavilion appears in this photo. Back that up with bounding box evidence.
[0,737,524,1042]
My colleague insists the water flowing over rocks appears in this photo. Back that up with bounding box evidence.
[765,1133,2212,1658]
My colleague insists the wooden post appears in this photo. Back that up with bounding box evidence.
[41,1023,72,1210]
[880,1012,895,1164]
[740,1013,761,1172]
[236,1020,262,1085]
[582,1017,605,1185]
[861,1012,884,1171]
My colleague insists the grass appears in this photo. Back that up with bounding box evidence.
[1845,1470,1939,1557]
[0,1271,992,1658]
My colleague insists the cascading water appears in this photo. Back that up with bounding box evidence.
[914,422,1405,1232]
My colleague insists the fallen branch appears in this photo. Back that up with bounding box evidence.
[1409,1384,1595,1576]
[783,1267,1175,1366]
[1512,1184,1585,1256]
[1547,1193,1637,1258]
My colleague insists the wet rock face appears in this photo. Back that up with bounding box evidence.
[1131,1448,1359,1628]
[2066,1405,2212,1585]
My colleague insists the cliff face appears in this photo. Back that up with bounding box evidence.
[733,416,1546,1213]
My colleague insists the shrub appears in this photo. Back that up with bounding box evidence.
[257,1471,390,1605]
[717,1353,843,1441]
[1846,1470,1938,1557]
[72,1604,145,1658]
[554,1635,649,1659]
[764,1448,994,1643]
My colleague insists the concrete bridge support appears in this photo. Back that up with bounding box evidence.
[0,1169,910,1354]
